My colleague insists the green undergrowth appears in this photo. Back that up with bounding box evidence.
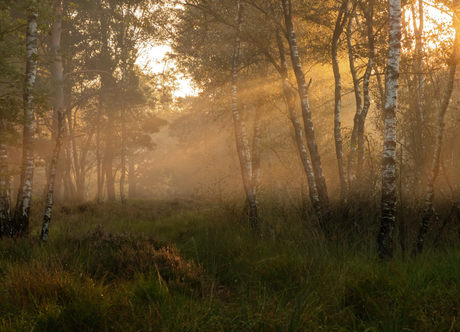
[1,198,460,331]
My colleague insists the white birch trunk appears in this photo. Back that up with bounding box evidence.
[281,0,329,211]
[231,1,260,236]
[13,2,38,237]
[275,29,322,221]
[416,28,459,255]
[377,0,401,260]
[41,0,65,242]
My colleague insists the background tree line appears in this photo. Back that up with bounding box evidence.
[0,0,460,260]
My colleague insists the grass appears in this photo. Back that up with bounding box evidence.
[0,197,460,331]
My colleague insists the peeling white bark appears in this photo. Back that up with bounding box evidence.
[14,2,38,237]
[231,1,260,236]
[378,0,401,260]
[281,0,329,212]
[275,28,322,221]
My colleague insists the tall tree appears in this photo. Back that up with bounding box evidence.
[41,0,66,242]
[331,0,349,201]
[281,0,330,233]
[12,1,39,237]
[377,0,401,260]
[347,0,375,190]
[231,1,260,236]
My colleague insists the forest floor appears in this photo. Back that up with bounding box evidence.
[1,198,460,331]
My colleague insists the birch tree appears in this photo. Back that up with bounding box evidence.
[275,29,322,221]
[41,0,65,242]
[281,0,330,217]
[231,1,260,236]
[377,0,401,260]
[12,2,39,237]
[331,0,350,201]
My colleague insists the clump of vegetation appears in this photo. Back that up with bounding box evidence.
[0,200,459,331]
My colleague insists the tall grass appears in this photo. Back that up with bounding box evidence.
[0,198,459,331]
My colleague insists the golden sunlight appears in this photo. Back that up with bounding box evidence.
[136,44,197,98]
[406,0,454,48]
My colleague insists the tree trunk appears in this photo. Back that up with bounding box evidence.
[332,0,349,201]
[415,28,459,255]
[128,157,137,198]
[275,28,322,222]
[120,108,127,204]
[41,0,65,242]
[76,126,94,201]
[96,99,104,203]
[251,104,262,198]
[357,2,375,178]
[104,110,116,201]
[412,0,425,166]
[282,0,329,208]
[377,0,402,260]
[86,167,93,202]
[63,119,76,200]
[231,1,260,236]
[13,3,38,237]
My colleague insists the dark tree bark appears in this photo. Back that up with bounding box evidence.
[346,14,361,190]
[332,0,349,201]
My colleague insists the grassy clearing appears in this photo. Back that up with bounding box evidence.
[1,198,460,331]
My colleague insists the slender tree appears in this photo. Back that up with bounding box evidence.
[357,0,375,178]
[347,0,375,189]
[332,0,349,201]
[231,1,260,236]
[12,1,39,237]
[281,0,330,233]
[377,0,401,260]
[275,28,322,220]
[41,0,66,242]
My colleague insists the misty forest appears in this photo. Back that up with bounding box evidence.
[1,0,460,330]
